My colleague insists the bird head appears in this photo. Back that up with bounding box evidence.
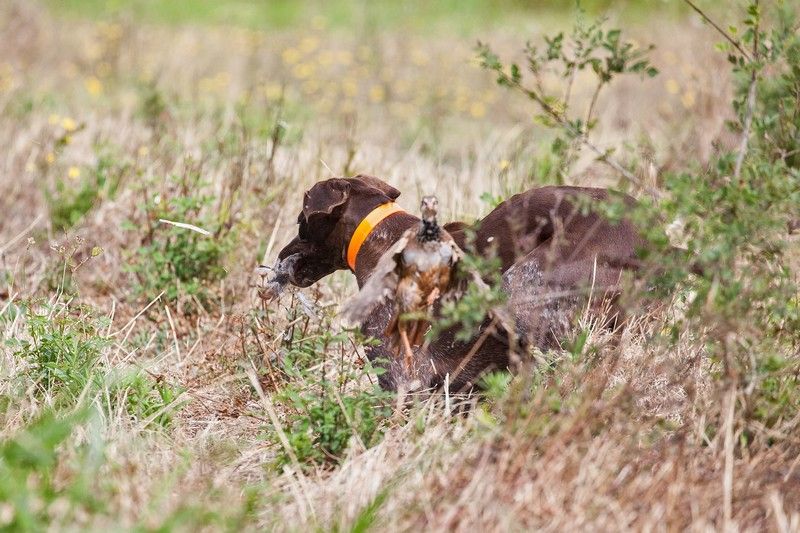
[420,195,439,224]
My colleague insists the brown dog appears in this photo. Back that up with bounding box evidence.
[274,175,647,392]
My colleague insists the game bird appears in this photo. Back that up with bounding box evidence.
[344,195,471,370]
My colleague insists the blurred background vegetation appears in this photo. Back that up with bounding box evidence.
[47,0,693,30]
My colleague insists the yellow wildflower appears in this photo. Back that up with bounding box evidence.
[499,160,511,171]
[85,76,103,96]
[665,79,680,95]
[681,90,696,109]
[299,36,319,54]
[101,22,123,41]
[45,152,55,165]
[368,84,385,103]
[138,146,149,157]
[61,117,77,132]
[342,79,359,97]
[282,48,301,65]
[67,166,81,179]
[264,83,283,101]
[469,101,486,118]
[291,63,314,79]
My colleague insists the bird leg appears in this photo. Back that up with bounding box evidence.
[425,287,441,306]
[398,321,415,372]
[408,319,430,348]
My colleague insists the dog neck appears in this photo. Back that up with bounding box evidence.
[346,202,405,271]
[352,212,419,287]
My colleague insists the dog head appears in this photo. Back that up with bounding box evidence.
[276,175,401,287]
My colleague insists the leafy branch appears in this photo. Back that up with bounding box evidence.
[477,16,660,195]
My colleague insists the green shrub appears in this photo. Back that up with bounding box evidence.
[10,304,110,401]
[124,174,236,311]
[432,249,506,343]
[269,319,392,469]
[109,371,184,428]
[477,2,800,442]
[9,302,183,426]
[0,410,101,532]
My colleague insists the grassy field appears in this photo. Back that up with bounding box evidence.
[44,0,697,32]
[1,0,799,530]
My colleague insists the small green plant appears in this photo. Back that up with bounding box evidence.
[277,380,391,468]
[46,153,125,232]
[0,410,102,532]
[479,370,513,402]
[269,318,392,469]
[110,371,184,428]
[10,304,111,401]
[124,173,236,311]
[139,82,169,130]
[9,302,183,425]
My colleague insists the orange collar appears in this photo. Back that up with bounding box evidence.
[347,202,405,270]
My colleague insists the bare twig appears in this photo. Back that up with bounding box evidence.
[683,0,753,62]
[164,303,182,361]
[723,386,736,530]
[0,214,43,256]
[585,81,604,134]
[734,75,758,180]
[733,0,760,181]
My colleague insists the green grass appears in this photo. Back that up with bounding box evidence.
[44,0,694,33]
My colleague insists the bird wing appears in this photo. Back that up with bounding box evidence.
[441,235,493,297]
[341,228,413,325]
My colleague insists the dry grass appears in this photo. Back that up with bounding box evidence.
[1,1,799,530]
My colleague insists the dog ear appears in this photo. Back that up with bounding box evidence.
[350,174,401,201]
[302,179,351,221]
